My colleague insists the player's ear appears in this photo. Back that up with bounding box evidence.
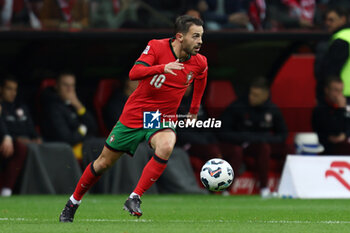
[176,32,184,43]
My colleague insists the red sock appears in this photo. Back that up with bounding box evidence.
[73,162,101,201]
[133,154,167,197]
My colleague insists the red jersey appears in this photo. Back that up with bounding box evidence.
[119,38,208,128]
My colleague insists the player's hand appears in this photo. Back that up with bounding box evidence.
[335,94,346,108]
[0,135,14,158]
[329,133,346,143]
[66,91,84,111]
[164,59,184,76]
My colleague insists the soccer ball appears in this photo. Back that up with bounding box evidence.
[200,158,234,192]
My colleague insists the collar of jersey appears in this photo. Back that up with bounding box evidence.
[169,37,191,62]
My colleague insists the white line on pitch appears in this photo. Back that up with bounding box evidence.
[1,218,350,224]
[248,220,350,224]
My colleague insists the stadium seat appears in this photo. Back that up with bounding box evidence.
[93,79,119,136]
[39,78,56,90]
[270,54,317,145]
[205,80,237,118]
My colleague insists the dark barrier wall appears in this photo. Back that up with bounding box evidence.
[0,29,329,105]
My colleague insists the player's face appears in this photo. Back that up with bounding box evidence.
[182,25,204,55]
[249,87,269,107]
[1,80,18,103]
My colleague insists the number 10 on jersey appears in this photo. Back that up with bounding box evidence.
[150,74,166,88]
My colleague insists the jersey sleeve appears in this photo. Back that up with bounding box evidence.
[135,40,158,66]
[129,40,166,80]
[195,55,208,80]
[189,56,208,114]
[189,77,207,114]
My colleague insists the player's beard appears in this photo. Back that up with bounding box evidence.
[184,44,199,56]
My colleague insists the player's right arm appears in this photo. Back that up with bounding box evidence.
[129,40,183,80]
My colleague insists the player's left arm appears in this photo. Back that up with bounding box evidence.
[130,59,184,80]
[129,40,163,81]
[188,59,208,119]
[129,40,184,80]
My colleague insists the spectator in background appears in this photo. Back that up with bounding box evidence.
[0,75,84,196]
[0,0,42,29]
[185,8,202,20]
[90,0,139,28]
[265,0,315,29]
[312,76,350,155]
[41,72,97,160]
[90,0,177,29]
[0,114,27,197]
[40,0,89,29]
[0,75,30,197]
[0,75,42,144]
[197,0,253,30]
[316,7,350,102]
[218,77,288,198]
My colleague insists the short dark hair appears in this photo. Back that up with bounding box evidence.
[56,71,75,82]
[325,75,342,88]
[0,74,18,87]
[326,7,349,20]
[250,77,270,91]
[174,15,203,34]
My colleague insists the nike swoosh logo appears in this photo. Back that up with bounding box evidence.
[150,178,157,182]
[210,169,221,177]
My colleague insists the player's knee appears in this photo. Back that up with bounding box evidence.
[156,142,174,158]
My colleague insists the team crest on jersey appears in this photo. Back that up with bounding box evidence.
[109,135,115,143]
[143,45,150,54]
[186,72,193,84]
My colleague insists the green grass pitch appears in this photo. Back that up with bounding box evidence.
[1,194,349,233]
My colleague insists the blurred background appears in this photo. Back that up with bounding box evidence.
[1,0,350,197]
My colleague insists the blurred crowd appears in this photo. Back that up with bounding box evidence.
[0,0,350,30]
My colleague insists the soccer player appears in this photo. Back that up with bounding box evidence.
[59,15,207,222]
